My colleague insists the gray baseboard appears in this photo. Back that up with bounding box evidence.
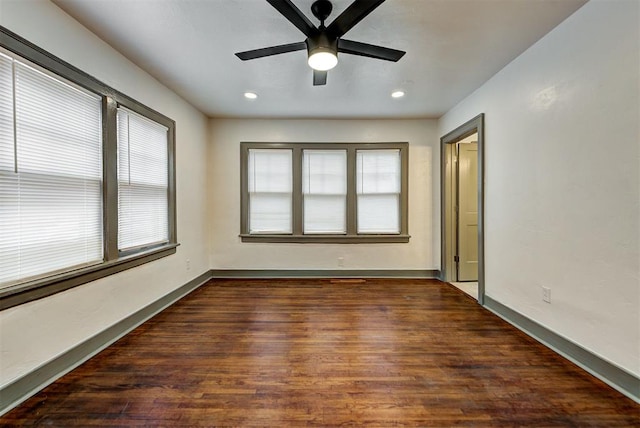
[484,295,640,403]
[210,269,440,279]
[0,270,212,417]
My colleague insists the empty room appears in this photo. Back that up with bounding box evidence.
[0,0,638,425]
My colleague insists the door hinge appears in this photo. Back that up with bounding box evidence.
[454,255,459,263]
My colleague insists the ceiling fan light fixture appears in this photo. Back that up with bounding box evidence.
[307,32,338,71]
[244,92,258,99]
[308,48,338,71]
[235,0,406,86]
[391,90,405,98]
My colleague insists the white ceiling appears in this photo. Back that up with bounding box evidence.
[52,0,586,119]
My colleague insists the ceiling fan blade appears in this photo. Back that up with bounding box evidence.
[313,70,327,86]
[266,0,317,37]
[338,39,405,61]
[326,0,386,37]
[235,41,307,60]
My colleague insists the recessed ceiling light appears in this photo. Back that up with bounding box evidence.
[391,91,405,98]
[244,92,258,99]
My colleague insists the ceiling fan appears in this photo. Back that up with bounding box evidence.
[235,0,406,86]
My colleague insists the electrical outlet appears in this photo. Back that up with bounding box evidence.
[337,257,345,267]
[186,259,191,271]
[542,286,551,303]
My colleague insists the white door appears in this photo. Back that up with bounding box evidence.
[457,142,478,281]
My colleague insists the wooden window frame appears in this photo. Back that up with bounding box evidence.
[0,26,177,310]
[240,142,410,244]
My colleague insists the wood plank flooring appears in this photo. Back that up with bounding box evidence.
[2,278,638,426]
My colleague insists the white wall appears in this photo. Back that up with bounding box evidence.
[209,119,438,271]
[0,0,210,387]
[439,0,639,375]
[3,0,636,397]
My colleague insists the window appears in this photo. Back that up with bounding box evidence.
[357,149,401,234]
[0,27,176,310]
[117,108,169,251]
[303,150,347,234]
[247,149,293,233]
[0,53,103,286]
[240,142,409,243]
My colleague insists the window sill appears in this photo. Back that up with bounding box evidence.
[239,234,410,244]
[0,243,179,311]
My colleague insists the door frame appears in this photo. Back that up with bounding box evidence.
[440,114,485,303]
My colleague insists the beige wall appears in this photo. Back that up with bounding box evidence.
[0,0,210,387]
[439,0,639,375]
[209,118,439,271]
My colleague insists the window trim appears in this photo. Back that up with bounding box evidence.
[240,142,409,244]
[0,26,177,310]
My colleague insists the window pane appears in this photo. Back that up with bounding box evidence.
[117,108,169,250]
[249,193,292,233]
[304,195,346,233]
[15,63,102,179]
[303,150,346,233]
[357,149,401,234]
[357,194,400,233]
[303,150,347,194]
[357,149,400,194]
[0,58,103,287]
[248,149,292,193]
[248,149,292,233]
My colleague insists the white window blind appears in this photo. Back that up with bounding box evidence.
[248,149,292,233]
[0,54,103,287]
[356,149,401,233]
[117,108,169,251]
[303,149,347,233]
[0,53,13,172]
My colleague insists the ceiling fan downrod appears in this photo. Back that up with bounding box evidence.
[311,0,333,29]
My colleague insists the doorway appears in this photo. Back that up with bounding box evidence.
[456,136,478,282]
[440,114,484,303]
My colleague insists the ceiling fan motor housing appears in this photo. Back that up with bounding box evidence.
[307,31,338,56]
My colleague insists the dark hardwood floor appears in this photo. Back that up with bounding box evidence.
[2,278,638,426]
